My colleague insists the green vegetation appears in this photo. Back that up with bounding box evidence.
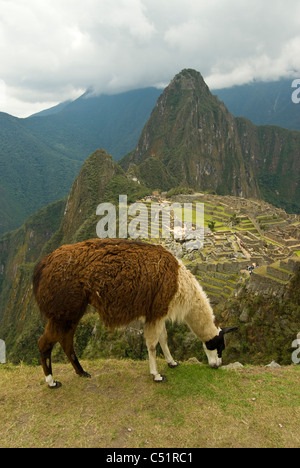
[230,213,241,226]
[208,220,216,231]
[217,269,300,366]
[1,360,299,448]
[0,113,81,235]
[215,78,300,131]
[0,88,161,235]
[166,186,195,198]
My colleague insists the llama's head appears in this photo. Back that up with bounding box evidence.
[203,327,238,368]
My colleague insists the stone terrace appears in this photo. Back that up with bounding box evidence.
[131,193,300,304]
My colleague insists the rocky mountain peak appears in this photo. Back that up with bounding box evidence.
[62,149,123,243]
[121,69,260,199]
[168,68,209,91]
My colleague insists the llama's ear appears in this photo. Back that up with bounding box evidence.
[222,327,238,335]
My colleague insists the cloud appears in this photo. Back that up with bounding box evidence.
[0,0,300,116]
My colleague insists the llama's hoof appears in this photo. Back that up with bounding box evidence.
[49,381,62,389]
[81,371,91,378]
[168,361,179,369]
[153,374,167,383]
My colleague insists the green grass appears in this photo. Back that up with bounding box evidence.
[0,360,299,448]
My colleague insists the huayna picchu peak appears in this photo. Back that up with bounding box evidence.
[121,69,261,199]
[121,69,300,214]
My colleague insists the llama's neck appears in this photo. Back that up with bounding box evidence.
[185,298,219,343]
[168,262,219,343]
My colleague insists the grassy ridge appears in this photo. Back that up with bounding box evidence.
[0,359,299,448]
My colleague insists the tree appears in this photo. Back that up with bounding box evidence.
[208,220,216,231]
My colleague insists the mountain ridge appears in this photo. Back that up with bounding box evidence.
[214,78,300,131]
[120,69,300,213]
[0,111,81,235]
[0,87,162,236]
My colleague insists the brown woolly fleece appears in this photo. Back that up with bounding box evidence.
[33,239,179,329]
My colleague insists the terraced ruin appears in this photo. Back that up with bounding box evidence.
[126,193,300,304]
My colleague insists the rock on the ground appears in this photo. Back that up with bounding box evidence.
[221,362,244,369]
[265,361,281,368]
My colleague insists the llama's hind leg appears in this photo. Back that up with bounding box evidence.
[38,321,61,389]
[58,321,91,379]
[159,323,179,369]
[144,320,167,382]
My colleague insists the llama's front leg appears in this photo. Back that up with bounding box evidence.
[144,321,167,382]
[159,323,179,369]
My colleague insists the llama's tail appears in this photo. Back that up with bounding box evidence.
[33,255,49,299]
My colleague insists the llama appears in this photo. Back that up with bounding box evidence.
[33,239,237,388]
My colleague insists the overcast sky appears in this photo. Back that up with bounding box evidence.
[1,0,300,117]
